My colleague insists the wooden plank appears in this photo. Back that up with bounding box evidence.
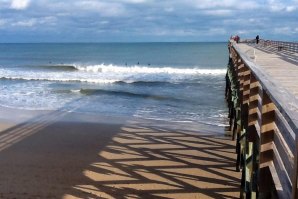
[273,126,294,178]
[275,110,296,154]
[272,143,292,199]
[268,161,283,194]
[257,85,263,135]
[249,92,259,102]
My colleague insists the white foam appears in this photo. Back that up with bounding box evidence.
[0,64,226,84]
[74,64,226,75]
[70,89,81,93]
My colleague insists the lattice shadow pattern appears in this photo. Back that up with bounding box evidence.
[65,123,240,199]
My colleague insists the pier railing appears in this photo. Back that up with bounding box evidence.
[259,40,298,53]
[243,39,298,54]
[226,41,298,198]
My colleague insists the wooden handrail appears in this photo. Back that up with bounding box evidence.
[243,39,298,54]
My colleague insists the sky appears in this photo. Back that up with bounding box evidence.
[0,0,297,42]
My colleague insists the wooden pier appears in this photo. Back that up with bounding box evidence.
[226,39,298,198]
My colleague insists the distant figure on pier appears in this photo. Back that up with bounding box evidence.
[234,35,240,43]
[256,35,259,44]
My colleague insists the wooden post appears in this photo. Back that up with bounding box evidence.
[247,73,261,198]
[242,66,251,106]
[259,91,275,198]
[247,74,260,135]
[241,65,251,133]
[241,73,260,198]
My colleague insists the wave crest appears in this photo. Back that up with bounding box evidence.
[0,64,226,84]
[73,64,226,75]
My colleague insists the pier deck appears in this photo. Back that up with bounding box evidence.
[237,43,298,95]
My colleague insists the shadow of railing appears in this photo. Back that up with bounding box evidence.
[0,109,70,152]
[64,122,240,199]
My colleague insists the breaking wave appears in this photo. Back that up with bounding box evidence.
[72,64,226,75]
[0,64,226,84]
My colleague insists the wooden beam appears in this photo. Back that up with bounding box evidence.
[272,143,292,199]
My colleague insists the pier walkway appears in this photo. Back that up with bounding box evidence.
[238,43,298,95]
[226,40,298,199]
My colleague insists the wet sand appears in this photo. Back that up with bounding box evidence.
[0,107,240,198]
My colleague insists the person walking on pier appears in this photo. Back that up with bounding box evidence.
[256,35,259,44]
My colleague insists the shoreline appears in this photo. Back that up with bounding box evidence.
[0,105,229,135]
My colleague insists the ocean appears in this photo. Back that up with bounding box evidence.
[0,42,228,127]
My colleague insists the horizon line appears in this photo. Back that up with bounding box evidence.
[0,41,229,44]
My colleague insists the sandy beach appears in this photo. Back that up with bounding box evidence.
[0,107,240,199]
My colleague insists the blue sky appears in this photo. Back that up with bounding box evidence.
[0,0,297,42]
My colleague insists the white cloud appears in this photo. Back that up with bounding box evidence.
[39,16,57,26]
[193,0,234,9]
[208,28,227,35]
[165,7,174,12]
[286,6,296,12]
[118,0,148,3]
[267,0,297,12]
[273,26,297,35]
[100,21,109,25]
[192,0,258,10]
[203,9,232,16]
[74,1,125,16]
[236,30,249,35]
[11,17,56,27]
[12,18,36,27]
[10,0,30,10]
[0,19,8,27]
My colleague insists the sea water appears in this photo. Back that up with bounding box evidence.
[0,42,229,126]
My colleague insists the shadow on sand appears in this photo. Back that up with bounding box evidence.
[65,121,240,199]
[0,102,240,198]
